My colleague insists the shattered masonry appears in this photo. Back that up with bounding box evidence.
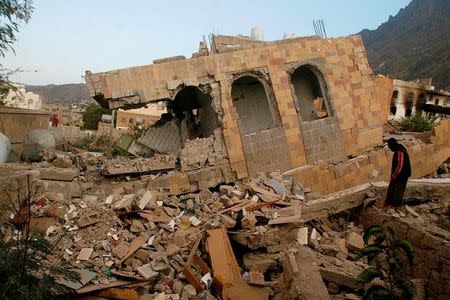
[85,34,393,179]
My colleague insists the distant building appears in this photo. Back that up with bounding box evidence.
[115,102,166,130]
[41,103,83,126]
[389,78,450,119]
[2,84,42,110]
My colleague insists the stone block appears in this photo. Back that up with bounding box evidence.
[39,168,78,182]
[347,232,364,251]
[136,263,159,279]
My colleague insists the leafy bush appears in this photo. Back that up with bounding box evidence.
[0,175,79,299]
[71,135,96,149]
[393,114,437,132]
[356,225,415,300]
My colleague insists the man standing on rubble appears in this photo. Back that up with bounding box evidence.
[384,138,411,210]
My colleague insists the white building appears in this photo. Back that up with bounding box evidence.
[2,83,42,110]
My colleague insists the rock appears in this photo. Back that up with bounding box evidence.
[317,244,340,257]
[249,271,265,285]
[39,168,78,182]
[105,194,118,204]
[181,284,196,299]
[131,258,143,270]
[136,263,159,280]
[319,267,363,290]
[166,243,180,256]
[82,194,98,204]
[283,248,330,300]
[138,190,154,210]
[242,213,257,229]
[405,205,420,217]
[347,232,364,251]
[337,237,349,257]
[172,279,184,294]
[327,282,340,295]
[53,157,72,168]
[151,256,169,272]
[297,227,309,245]
[173,229,187,247]
[220,214,236,228]
[130,219,145,233]
[114,194,135,210]
[135,249,151,263]
[113,242,129,259]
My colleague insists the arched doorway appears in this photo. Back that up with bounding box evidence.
[231,74,290,175]
[290,64,345,163]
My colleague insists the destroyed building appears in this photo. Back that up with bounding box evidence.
[85,34,393,183]
[389,78,450,119]
[1,32,449,300]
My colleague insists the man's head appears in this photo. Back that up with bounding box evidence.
[387,138,398,152]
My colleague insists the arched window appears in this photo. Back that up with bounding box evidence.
[290,65,331,122]
[390,105,397,116]
[405,92,414,117]
[415,93,426,114]
[434,98,440,106]
[231,75,277,134]
[390,90,399,116]
[392,90,399,100]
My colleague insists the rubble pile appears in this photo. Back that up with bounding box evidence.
[2,145,449,299]
[1,156,389,299]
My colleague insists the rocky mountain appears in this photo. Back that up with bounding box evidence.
[360,0,450,89]
[26,83,91,103]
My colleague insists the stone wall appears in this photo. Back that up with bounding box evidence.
[85,35,392,180]
[359,209,450,299]
[301,116,346,163]
[285,119,450,194]
[241,127,292,175]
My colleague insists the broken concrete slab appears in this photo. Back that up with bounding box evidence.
[264,178,289,196]
[76,248,94,261]
[58,268,97,290]
[119,234,149,264]
[206,227,269,299]
[319,267,363,290]
[282,248,330,300]
[136,263,159,280]
[101,155,176,176]
[39,167,78,182]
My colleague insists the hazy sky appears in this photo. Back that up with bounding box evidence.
[3,0,410,85]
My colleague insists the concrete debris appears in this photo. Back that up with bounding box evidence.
[1,142,448,300]
[346,232,364,251]
[100,155,176,176]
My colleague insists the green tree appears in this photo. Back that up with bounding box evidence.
[82,103,110,129]
[0,0,34,100]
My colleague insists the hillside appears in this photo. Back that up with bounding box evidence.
[360,0,450,89]
[26,83,90,103]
